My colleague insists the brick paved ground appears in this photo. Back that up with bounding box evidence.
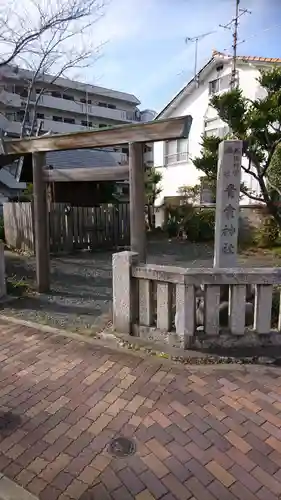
[1,321,281,499]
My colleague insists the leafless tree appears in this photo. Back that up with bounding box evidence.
[0,0,104,67]
[0,0,107,137]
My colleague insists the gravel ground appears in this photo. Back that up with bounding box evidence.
[2,240,280,335]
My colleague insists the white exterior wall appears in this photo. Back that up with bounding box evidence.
[154,59,269,207]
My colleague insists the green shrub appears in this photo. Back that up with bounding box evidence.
[165,218,179,238]
[164,205,215,242]
[256,216,280,248]
[184,208,215,242]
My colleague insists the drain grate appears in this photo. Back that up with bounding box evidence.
[0,411,21,432]
[108,436,136,458]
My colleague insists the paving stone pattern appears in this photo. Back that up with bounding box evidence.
[1,320,281,498]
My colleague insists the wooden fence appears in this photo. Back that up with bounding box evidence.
[3,202,130,254]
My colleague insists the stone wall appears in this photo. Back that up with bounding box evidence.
[112,251,281,350]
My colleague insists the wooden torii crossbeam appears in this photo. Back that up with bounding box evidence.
[0,116,193,292]
[44,166,129,182]
[0,116,192,155]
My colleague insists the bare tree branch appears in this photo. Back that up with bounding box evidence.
[240,186,264,203]
[0,0,105,67]
[27,41,104,136]
[241,164,260,182]
[2,0,108,137]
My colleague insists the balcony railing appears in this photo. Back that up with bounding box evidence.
[0,89,138,123]
[164,151,189,165]
[37,94,134,122]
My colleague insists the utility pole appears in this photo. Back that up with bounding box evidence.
[185,31,216,85]
[220,0,251,89]
[86,89,89,129]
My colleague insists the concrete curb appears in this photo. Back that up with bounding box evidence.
[0,313,279,373]
[0,313,204,362]
[0,475,38,500]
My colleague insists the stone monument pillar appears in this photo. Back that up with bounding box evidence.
[214,140,243,268]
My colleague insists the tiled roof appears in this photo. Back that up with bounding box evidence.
[156,50,281,119]
[212,50,281,63]
[45,148,120,170]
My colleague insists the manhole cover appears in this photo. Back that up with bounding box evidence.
[108,436,136,458]
[0,411,21,432]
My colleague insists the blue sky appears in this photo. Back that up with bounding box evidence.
[81,0,281,112]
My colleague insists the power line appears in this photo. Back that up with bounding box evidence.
[220,0,251,88]
[236,23,281,49]
[221,23,281,54]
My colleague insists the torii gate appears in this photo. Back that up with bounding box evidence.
[0,116,193,292]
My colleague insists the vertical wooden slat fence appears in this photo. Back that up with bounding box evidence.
[3,202,130,254]
[3,202,35,253]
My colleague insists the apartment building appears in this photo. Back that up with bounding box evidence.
[0,65,156,201]
[0,64,156,137]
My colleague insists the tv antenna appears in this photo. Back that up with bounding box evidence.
[220,0,251,88]
[185,30,216,84]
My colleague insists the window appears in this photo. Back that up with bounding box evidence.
[98,102,107,108]
[208,73,238,96]
[108,104,116,109]
[177,138,189,161]
[64,117,75,124]
[99,123,107,128]
[15,86,28,98]
[164,139,189,165]
[205,128,218,137]
[53,115,62,122]
[63,93,74,101]
[209,79,220,95]
[36,113,44,119]
[205,126,228,138]
[81,120,92,127]
[21,88,28,98]
[51,91,61,98]
[16,110,29,122]
[80,97,92,104]
[122,147,129,154]
[5,112,15,121]
[3,84,14,93]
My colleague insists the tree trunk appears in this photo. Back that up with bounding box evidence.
[147,204,153,231]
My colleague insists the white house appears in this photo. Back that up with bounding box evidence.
[153,50,281,222]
